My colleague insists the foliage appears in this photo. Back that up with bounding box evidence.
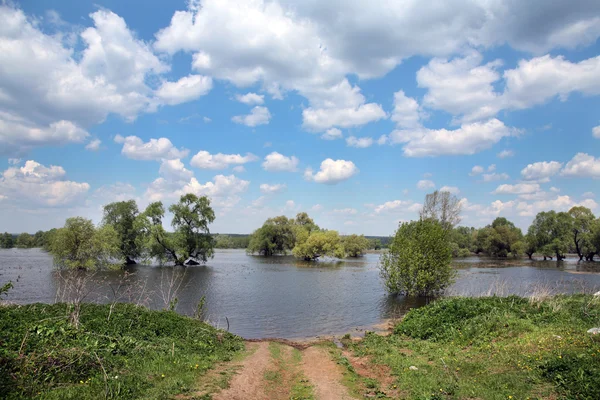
[0,303,243,399]
[0,232,14,249]
[50,217,121,270]
[420,190,462,230]
[349,295,600,400]
[528,211,572,260]
[102,200,142,264]
[0,281,13,298]
[136,194,216,266]
[342,234,370,257]
[569,206,597,261]
[15,233,34,249]
[293,230,345,260]
[368,238,382,250]
[449,226,475,257]
[380,219,454,296]
[247,216,297,256]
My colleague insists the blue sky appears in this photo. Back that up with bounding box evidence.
[1,0,599,235]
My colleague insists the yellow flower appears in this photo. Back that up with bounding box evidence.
[161,374,165,378]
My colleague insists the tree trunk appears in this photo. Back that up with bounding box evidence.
[125,256,137,265]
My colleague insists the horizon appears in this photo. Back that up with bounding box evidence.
[0,0,599,236]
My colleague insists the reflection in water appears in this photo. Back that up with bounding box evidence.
[1,249,600,339]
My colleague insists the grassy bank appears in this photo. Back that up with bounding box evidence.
[341,294,600,400]
[0,303,243,399]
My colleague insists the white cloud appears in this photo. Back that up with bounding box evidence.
[85,139,102,151]
[439,186,460,194]
[390,119,519,157]
[232,166,245,173]
[0,160,89,207]
[482,172,510,182]
[582,192,595,199]
[115,135,189,161]
[156,75,213,105]
[235,92,264,105]
[303,99,386,131]
[8,158,21,165]
[377,135,388,145]
[332,208,358,215]
[311,204,323,212]
[417,51,502,122]
[417,180,435,190]
[304,159,358,185]
[262,152,299,172]
[232,106,271,127]
[346,136,374,148]
[158,159,194,182]
[470,165,484,176]
[322,128,343,140]
[493,183,541,195]
[374,200,421,214]
[391,90,422,128]
[191,151,258,169]
[260,183,286,194]
[594,126,600,139]
[520,161,563,181]
[561,153,600,178]
[497,149,515,158]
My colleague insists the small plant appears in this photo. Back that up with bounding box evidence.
[0,281,13,299]
[194,295,207,320]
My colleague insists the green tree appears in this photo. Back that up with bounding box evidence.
[420,190,462,230]
[15,233,34,248]
[369,238,382,250]
[247,216,297,256]
[292,230,345,260]
[102,200,143,264]
[42,229,57,251]
[214,234,234,249]
[524,232,537,259]
[342,234,370,257]
[568,206,595,261]
[449,226,475,257]
[529,211,571,260]
[484,217,524,257]
[380,219,454,296]
[0,232,14,249]
[136,194,216,265]
[33,231,46,247]
[50,217,121,270]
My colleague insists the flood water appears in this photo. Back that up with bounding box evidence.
[1,248,600,339]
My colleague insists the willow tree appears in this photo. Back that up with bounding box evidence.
[568,206,595,261]
[102,200,142,264]
[136,194,216,266]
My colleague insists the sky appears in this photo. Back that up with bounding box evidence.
[0,0,599,235]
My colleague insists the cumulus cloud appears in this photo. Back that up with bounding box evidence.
[235,92,265,105]
[0,160,89,207]
[346,136,374,148]
[594,126,600,139]
[85,139,102,151]
[374,200,421,214]
[520,161,563,181]
[561,153,600,178]
[232,106,271,127]
[391,90,422,128]
[332,208,358,215]
[497,149,515,158]
[482,172,510,182]
[417,180,435,190]
[439,186,460,194]
[155,75,213,105]
[262,152,299,172]
[321,128,343,140]
[470,165,484,176]
[260,183,286,194]
[390,119,519,157]
[115,135,189,161]
[304,159,358,185]
[191,151,258,169]
[493,183,541,195]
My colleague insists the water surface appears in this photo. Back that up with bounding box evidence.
[1,248,599,339]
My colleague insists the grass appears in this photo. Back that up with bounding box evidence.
[345,294,600,400]
[0,303,244,399]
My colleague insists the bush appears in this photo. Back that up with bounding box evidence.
[379,219,454,296]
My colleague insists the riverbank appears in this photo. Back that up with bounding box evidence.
[1,294,599,399]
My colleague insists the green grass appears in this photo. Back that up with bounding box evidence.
[348,295,600,400]
[0,303,244,399]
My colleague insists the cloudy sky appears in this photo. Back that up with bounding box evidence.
[1,0,599,235]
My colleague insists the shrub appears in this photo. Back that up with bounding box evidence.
[379,219,454,296]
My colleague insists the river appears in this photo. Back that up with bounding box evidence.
[1,248,599,339]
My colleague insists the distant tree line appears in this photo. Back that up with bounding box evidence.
[0,230,56,250]
[448,206,600,261]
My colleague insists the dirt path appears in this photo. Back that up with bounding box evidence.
[213,342,271,400]
[301,346,354,400]
[196,341,361,400]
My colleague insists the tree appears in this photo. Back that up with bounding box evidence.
[15,233,34,248]
[484,217,524,257]
[136,194,216,266]
[247,216,297,256]
[33,231,46,247]
[524,232,537,259]
[420,190,462,230]
[0,232,13,249]
[214,234,235,249]
[568,206,595,261]
[369,238,382,250]
[449,226,476,257]
[342,234,370,257]
[380,219,454,296]
[50,217,121,270]
[529,211,571,260]
[102,200,143,264]
[293,230,345,260]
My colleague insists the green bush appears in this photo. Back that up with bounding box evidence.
[380,219,454,296]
